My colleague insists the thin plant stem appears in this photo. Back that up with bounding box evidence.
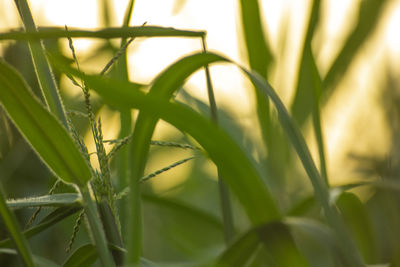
[13,0,67,127]
[310,51,329,186]
[80,184,116,267]
[202,37,235,243]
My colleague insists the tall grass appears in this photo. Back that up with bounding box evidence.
[0,0,396,266]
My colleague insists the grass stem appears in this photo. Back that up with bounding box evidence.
[202,37,235,243]
[13,0,67,127]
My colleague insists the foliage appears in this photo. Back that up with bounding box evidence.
[0,0,397,266]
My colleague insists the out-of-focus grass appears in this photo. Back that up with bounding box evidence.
[0,0,399,266]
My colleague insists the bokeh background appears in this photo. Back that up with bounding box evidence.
[1,0,400,265]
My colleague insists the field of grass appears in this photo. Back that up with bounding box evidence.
[0,0,399,266]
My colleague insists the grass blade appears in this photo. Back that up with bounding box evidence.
[76,65,281,223]
[336,192,376,263]
[0,206,82,248]
[0,60,90,186]
[66,50,365,265]
[0,188,34,266]
[323,0,388,94]
[0,60,91,186]
[0,60,114,266]
[238,0,274,165]
[290,0,321,126]
[63,244,97,267]
[13,0,68,126]
[202,38,234,244]
[0,26,205,41]
[216,221,308,267]
[7,193,81,209]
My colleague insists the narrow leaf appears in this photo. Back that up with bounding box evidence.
[0,26,205,41]
[216,221,308,267]
[323,0,388,93]
[0,189,34,266]
[0,60,92,186]
[7,193,81,209]
[63,244,97,267]
[0,206,82,248]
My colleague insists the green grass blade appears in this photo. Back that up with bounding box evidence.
[0,26,205,41]
[0,188,34,266]
[66,51,364,265]
[7,193,81,209]
[125,52,237,263]
[323,0,388,93]
[238,0,273,163]
[79,185,115,267]
[290,0,321,126]
[242,69,364,266]
[63,244,98,267]
[202,38,234,244]
[336,192,376,263]
[215,221,308,267]
[238,0,273,76]
[0,60,91,186]
[0,206,82,248]
[122,0,135,27]
[13,0,68,126]
[78,69,281,224]
[113,0,136,243]
[141,193,223,230]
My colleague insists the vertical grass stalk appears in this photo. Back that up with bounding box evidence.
[80,185,116,267]
[202,37,235,243]
[13,0,67,127]
[0,187,34,267]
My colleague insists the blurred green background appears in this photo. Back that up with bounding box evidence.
[1,0,400,266]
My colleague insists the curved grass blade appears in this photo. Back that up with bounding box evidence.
[0,188,34,266]
[0,206,82,248]
[78,64,281,223]
[215,221,308,267]
[0,60,91,186]
[0,60,114,266]
[7,193,81,209]
[70,51,362,265]
[0,26,205,41]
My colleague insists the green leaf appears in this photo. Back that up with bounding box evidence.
[238,0,273,172]
[68,51,362,265]
[323,0,388,93]
[238,0,273,77]
[0,189,34,266]
[63,244,97,267]
[336,192,376,263]
[0,26,205,41]
[142,193,223,231]
[14,0,68,126]
[216,221,308,267]
[79,54,281,224]
[0,206,82,248]
[7,193,81,209]
[290,0,321,126]
[0,59,91,186]
[62,243,164,267]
